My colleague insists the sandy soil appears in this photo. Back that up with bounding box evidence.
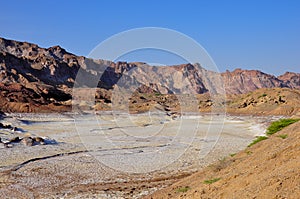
[146,121,300,199]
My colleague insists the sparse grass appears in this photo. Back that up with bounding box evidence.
[176,186,190,193]
[278,134,288,139]
[219,157,226,162]
[229,153,236,157]
[258,93,267,98]
[203,178,221,184]
[247,118,299,148]
[248,136,268,147]
[210,157,231,172]
[266,118,300,135]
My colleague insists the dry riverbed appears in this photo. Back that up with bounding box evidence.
[0,112,281,198]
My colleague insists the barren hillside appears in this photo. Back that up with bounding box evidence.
[0,37,299,113]
[146,120,300,199]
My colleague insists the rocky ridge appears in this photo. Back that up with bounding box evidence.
[0,37,299,113]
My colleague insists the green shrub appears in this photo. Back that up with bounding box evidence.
[176,186,190,193]
[229,153,236,157]
[258,93,267,98]
[278,134,288,139]
[209,157,232,172]
[248,136,268,147]
[266,118,300,135]
[203,178,221,184]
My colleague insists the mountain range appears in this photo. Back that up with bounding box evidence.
[0,37,299,113]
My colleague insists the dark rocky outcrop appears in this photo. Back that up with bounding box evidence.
[0,136,48,147]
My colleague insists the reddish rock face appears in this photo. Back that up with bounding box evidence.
[0,37,299,112]
[277,72,300,89]
[221,69,286,94]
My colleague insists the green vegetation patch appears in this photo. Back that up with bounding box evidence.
[258,93,267,98]
[266,118,300,135]
[278,134,288,139]
[176,186,191,193]
[248,136,268,147]
[229,153,236,157]
[203,178,221,184]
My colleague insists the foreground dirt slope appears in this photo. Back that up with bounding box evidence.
[146,121,300,199]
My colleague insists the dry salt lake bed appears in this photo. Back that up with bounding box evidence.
[0,112,281,198]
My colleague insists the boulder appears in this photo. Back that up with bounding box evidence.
[8,136,22,143]
[21,137,34,146]
[33,137,45,145]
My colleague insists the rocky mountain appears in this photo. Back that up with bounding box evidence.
[0,37,299,112]
[223,69,300,94]
[223,69,283,94]
[277,72,300,89]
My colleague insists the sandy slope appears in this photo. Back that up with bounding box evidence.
[145,121,300,199]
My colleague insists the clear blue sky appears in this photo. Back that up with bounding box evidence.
[1,0,299,75]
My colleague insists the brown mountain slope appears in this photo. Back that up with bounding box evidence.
[0,37,300,113]
[278,72,300,89]
[145,121,300,199]
[225,87,300,116]
[222,68,285,94]
[127,88,300,116]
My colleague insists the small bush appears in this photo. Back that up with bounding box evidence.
[229,153,236,157]
[248,136,268,147]
[203,178,221,184]
[210,157,231,172]
[266,118,300,135]
[258,93,267,98]
[176,186,190,193]
[278,134,288,139]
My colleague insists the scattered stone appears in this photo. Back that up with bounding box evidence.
[21,137,34,146]
[0,143,6,149]
[33,137,45,145]
[23,133,32,137]
[0,142,12,148]
[0,123,12,129]
[5,143,13,148]
[166,112,181,120]
[0,136,52,148]
[8,136,21,143]
[0,132,56,147]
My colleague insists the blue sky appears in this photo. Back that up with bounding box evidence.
[1,0,299,75]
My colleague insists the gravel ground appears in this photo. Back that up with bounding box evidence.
[0,112,277,198]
